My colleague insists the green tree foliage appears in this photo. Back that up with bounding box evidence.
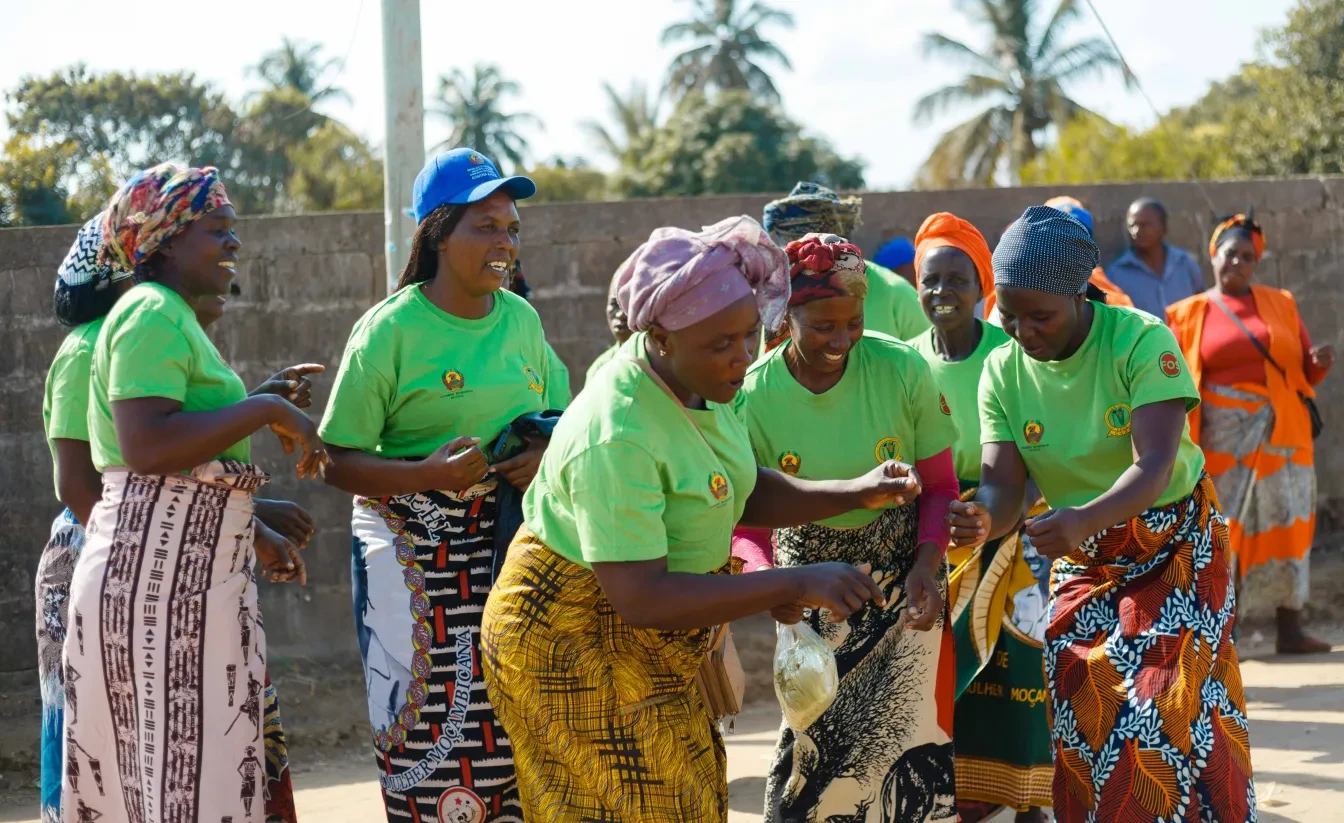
[661,0,795,102]
[914,0,1130,187]
[615,91,863,197]
[1019,114,1237,185]
[250,37,351,109]
[287,121,383,211]
[581,82,661,165]
[431,64,541,172]
[523,158,610,204]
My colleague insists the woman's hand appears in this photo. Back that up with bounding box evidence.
[254,498,315,549]
[853,461,922,510]
[494,435,548,491]
[902,543,943,631]
[789,562,886,623]
[266,397,332,480]
[947,500,990,547]
[769,601,807,624]
[1311,345,1336,372]
[253,518,306,585]
[1024,507,1093,559]
[252,363,325,409]
[420,436,490,491]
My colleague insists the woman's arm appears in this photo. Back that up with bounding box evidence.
[53,439,102,526]
[1299,315,1334,385]
[948,441,1029,547]
[738,462,921,529]
[113,394,291,476]
[323,436,489,498]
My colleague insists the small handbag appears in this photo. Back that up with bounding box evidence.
[1209,293,1322,439]
[624,355,747,720]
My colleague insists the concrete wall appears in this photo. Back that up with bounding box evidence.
[3,177,1343,685]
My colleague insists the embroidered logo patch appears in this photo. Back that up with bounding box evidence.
[875,437,902,463]
[709,472,729,501]
[778,451,801,475]
[1024,420,1045,445]
[1160,351,1182,378]
[1105,403,1132,437]
[437,787,486,823]
[443,369,465,392]
[522,364,544,394]
[939,394,952,415]
[468,153,484,166]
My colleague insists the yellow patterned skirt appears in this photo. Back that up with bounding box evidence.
[480,528,727,822]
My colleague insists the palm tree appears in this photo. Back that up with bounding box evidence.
[430,64,541,172]
[913,0,1131,187]
[661,0,795,102]
[250,38,350,108]
[580,82,661,163]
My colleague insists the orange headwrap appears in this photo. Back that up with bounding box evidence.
[1209,214,1266,261]
[914,211,993,309]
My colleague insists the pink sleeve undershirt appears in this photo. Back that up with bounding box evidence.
[730,447,959,570]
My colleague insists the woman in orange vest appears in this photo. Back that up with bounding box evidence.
[1166,214,1335,653]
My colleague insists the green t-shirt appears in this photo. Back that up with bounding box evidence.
[320,286,552,458]
[88,283,251,471]
[524,334,757,574]
[735,331,958,529]
[979,303,1205,510]
[865,261,931,342]
[909,321,1011,482]
[43,318,103,497]
[584,342,620,385]
[545,342,572,408]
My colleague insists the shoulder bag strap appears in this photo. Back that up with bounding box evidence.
[1208,292,1289,380]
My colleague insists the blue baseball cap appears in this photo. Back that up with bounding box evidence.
[871,237,916,270]
[1047,202,1094,238]
[412,148,537,223]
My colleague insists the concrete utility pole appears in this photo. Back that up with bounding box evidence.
[381,0,425,294]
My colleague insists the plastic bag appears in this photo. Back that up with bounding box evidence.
[773,621,838,730]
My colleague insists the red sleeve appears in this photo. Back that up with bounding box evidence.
[1300,315,1329,386]
[731,527,774,571]
[914,448,957,554]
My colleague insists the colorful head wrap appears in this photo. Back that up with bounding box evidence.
[100,163,232,271]
[56,212,131,291]
[1043,196,1094,238]
[871,237,916,271]
[1209,214,1265,261]
[762,182,862,243]
[785,234,868,307]
[993,206,1099,296]
[615,215,789,333]
[914,212,993,299]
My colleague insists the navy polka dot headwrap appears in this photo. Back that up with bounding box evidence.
[992,205,1099,296]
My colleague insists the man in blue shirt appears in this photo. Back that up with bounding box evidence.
[1104,198,1207,318]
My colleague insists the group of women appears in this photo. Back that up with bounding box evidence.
[34,146,1330,823]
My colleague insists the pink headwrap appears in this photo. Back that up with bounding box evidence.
[615,215,789,333]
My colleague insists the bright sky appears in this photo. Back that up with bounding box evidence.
[0,0,1297,191]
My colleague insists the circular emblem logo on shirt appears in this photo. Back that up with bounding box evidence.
[443,369,465,392]
[875,437,902,463]
[708,472,730,501]
[939,394,952,416]
[437,787,486,823]
[1104,403,1133,437]
[1024,420,1045,445]
[779,451,801,475]
[522,364,544,394]
[1160,351,1182,378]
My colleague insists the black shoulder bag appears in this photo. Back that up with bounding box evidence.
[1208,292,1322,439]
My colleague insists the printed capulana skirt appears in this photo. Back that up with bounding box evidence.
[62,461,276,823]
[481,528,728,822]
[765,505,957,823]
[351,479,521,823]
[1046,475,1256,822]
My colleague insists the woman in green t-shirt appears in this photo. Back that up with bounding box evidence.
[735,233,961,823]
[584,271,634,385]
[63,164,329,823]
[317,149,551,822]
[908,213,1051,822]
[948,207,1255,823]
[481,216,917,823]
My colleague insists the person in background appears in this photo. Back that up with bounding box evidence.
[510,259,572,406]
[763,181,930,341]
[1043,196,1134,309]
[736,233,960,823]
[481,216,918,823]
[585,272,634,384]
[1105,197,1205,318]
[1167,215,1335,654]
[949,207,1255,823]
[319,148,548,822]
[871,235,918,287]
[906,213,1051,822]
[65,164,330,823]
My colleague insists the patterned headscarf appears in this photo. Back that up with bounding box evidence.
[914,212,993,298]
[993,206,1099,296]
[763,234,867,351]
[762,182,862,243]
[1209,214,1265,261]
[56,212,131,291]
[615,215,789,333]
[100,163,232,271]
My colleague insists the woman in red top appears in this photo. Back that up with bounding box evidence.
[1166,215,1335,653]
